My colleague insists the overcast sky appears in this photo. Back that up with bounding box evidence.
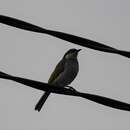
[0,0,130,130]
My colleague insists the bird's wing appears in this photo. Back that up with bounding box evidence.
[48,59,65,84]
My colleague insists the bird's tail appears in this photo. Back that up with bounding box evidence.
[35,91,50,112]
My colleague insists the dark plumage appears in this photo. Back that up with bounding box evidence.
[35,49,81,111]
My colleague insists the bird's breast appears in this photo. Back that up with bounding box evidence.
[54,59,79,87]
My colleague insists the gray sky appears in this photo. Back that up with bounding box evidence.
[0,0,130,130]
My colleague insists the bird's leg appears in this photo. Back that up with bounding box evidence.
[65,86,77,92]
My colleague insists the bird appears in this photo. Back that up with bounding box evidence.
[35,48,81,111]
[0,50,130,111]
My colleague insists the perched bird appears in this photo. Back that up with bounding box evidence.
[0,49,130,112]
[35,48,81,111]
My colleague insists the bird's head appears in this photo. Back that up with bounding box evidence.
[63,48,81,59]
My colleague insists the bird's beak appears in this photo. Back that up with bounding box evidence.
[77,49,82,52]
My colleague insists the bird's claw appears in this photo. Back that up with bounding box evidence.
[66,86,77,92]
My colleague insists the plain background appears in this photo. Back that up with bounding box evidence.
[0,0,130,130]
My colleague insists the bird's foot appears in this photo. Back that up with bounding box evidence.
[65,86,77,92]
